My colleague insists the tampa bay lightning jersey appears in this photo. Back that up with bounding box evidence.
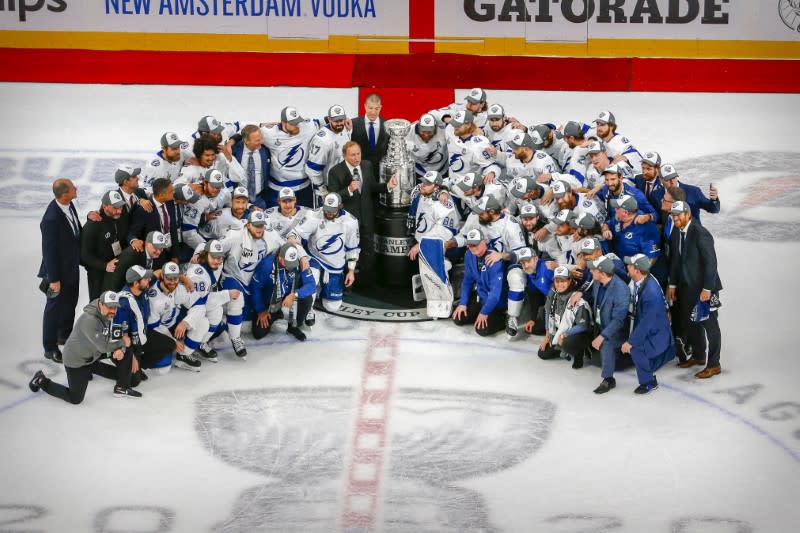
[305,125,351,191]
[408,186,460,243]
[140,146,193,192]
[405,127,448,177]
[445,128,502,183]
[219,226,275,286]
[294,209,360,273]
[260,120,321,192]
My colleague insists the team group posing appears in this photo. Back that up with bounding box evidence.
[30,88,723,402]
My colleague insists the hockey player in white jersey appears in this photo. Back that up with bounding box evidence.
[444,110,502,186]
[193,116,246,188]
[260,106,321,208]
[140,132,194,193]
[406,171,460,318]
[145,262,193,372]
[429,87,490,129]
[202,185,250,239]
[177,240,241,365]
[305,104,351,201]
[583,139,636,192]
[220,211,279,359]
[530,124,570,172]
[406,113,448,180]
[176,135,244,190]
[560,120,594,185]
[264,187,312,241]
[293,193,360,316]
[592,110,643,175]
[505,130,575,188]
[549,180,608,235]
[507,176,558,221]
[180,169,230,249]
[448,171,510,221]
[446,195,527,263]
[483,104,525,166]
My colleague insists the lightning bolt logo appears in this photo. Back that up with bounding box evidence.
[318,233,344,255]
[280,144,305,169]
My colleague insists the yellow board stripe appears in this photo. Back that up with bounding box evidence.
[1,31,798,59]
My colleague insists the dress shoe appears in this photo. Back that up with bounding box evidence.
[695,366,721,379]
[678,358,705,369]
[593,377,616,394]
[29,370,46,393]
[44,348,62,363]
[634,376,659,394]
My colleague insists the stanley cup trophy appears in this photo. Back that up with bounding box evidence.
[374,119,417,288]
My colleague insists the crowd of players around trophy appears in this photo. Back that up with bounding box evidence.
[29,88,723,402]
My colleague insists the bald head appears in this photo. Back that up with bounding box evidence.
[52,179,76,203]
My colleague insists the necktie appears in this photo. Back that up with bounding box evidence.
[368,121,376,150]
[67,206,79,237]
[129,194,135,210]
[353,167,362,193]
[680,231,686,255]
[645,181,652,197]
[146,257,153,269]
[247,151,257,202]
[176,209,183,243]
[160,203,170,235]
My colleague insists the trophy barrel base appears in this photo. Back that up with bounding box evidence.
[374,205,417,289]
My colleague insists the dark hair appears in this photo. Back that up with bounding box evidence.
[193,136,219,159]
[152,178,172,198]
[241,124,259,142]
[666,186,685,202]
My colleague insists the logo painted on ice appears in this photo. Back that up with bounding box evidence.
[779,0,800,32]
[279,144,305,168]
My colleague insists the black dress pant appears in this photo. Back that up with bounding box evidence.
[538,331,592,360]
[139,330,177,369]
[252,296,313,339]
[453,295,505,336]
[42,281,79,351]
[87,270,104,301]
[356,230,377,289]
[40,353,133,405]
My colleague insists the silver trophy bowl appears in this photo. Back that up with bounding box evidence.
[379,118,416,208]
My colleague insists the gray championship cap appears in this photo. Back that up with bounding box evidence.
[279,243,300,270]
[162,262,181,278]
[660,163,679,181]
[641,151,661,167]
[465,87,487,104]
[670,200,690,215]
[518,203,539,219]
[125,264,153,284]
[507,130,536,150]
[625,253,652,273]
[173,184,199,204]
[198,115,225,134]
[114,164,141,185]
[203,169,225,189]
[327,104,346,121]
[248,210,267,227]
[456,172,481,192]
[587,254,616,274]
[603,163,622,176]
[101,189,126,208]
[472,195,502,214]
[204,239,225,258]
[278,187,296,200]
[417,113,437,133]
[323,192,342,213]
[553,265,571,280]
[487,103,505,119]
[281,106,303,126]
[160,131,184,149]
[465,228,485,245]
[552,209,575,225]
[551,180,572,199]
[421,170,443,186]
[531,124,552,144]
[579,237,602,254]
[571,212,600,231]
[563,121,584,138]
[509,176,536,199]
[232,186,249,199]
[585,140,606,155]
[516,247,535,262]
[99,290,121,308]
[593,110,616,125]
[610,194,638,213]
[145,230,169,249]
[450,109,474,128]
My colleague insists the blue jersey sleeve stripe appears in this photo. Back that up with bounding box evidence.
[306,160,325,171]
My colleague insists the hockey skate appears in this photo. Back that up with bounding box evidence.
[231,337,247,359]
[505,315,518,337]
[198,342,218,363]
[174,352,202,371]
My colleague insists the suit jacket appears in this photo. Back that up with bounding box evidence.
[39,199,82,286]
[651,181,720,224]
[116,186,148,250]
[127,199,179,267]
[232,141,270,207]
[669,220,722,305]
[351,115,389,172]
[629,275,674,360]
[106,246,150,291]
[588,275,630,347]
[633,174,663,223]
[327,160,388,236]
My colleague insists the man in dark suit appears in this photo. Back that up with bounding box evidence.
[127,178,179,269]
[232,124,271,209]
[633,150,664,223]
[39,178,82,362]
[114,165,152,251]
[81,189,126,300]
[667,200,723,379]
[107,231,170,291]
[651,163,720,224]
[327,141,397,289]
[350,93,389,172]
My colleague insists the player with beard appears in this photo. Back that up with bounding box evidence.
[140,132,194,193]
[406,113,448,180]
[306,104,352,201]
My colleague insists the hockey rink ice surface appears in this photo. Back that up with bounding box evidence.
[0,83,798,532]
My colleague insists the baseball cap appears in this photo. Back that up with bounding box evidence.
[450,109,474,128]
[114,165,141,185]
[465,88,487,104]
[603,164,622,176]
[553,265,570,280]
[232,186,249,199]
[661,164,679,181]
[571,212,599,231]
[509,176,536,199]
[421,170,443,186]
[99,291,120,308]
[507,130,537,150]
[585,140,606,154]
[587,254,615,274]
[552,209,574,225]
[278,187,296,200]
[323,192,342,213]
[248,210,267,227]
[563,121,584,138]
[625,253,652,273]
[145,231,169,249]
[551,180,572,199]
[279,243,300,270]
[162,262,180,279]
[531,124,552,144]
[471,195,502,214]
[487,103,505,119]
[160,131,184,149]
[198,115,225,134]
[610,194,638,212]
[593,110,616,125]
[516,247,535,261]
[579,237,602,254]
[101,190,126,208]
[670,200,690,215]
[204,239,225,258]
[519,203,539,219]
[125,265,153,284]
[173,184,199,204]
[203,169,225,188]
[418,113,437,133]
[281,106,303,126]
[456,172,481,192]
[641,151,661,167]
[465,228,484,245]
[327,104,346,121]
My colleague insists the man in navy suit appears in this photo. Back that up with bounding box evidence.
[633,151,664,223]
[651,163,720,224]
[350,93,388,173]
[39,178,83,362]
[127,178,179,270]
[232,124,270,208]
